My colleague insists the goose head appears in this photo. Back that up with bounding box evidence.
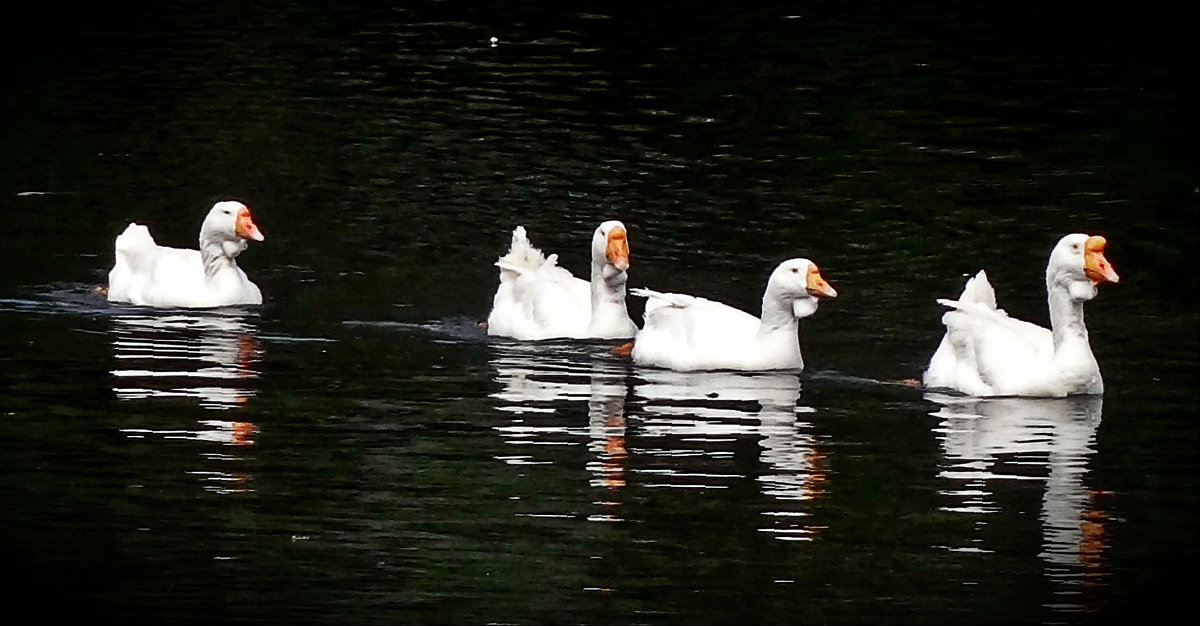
[765,258,838,319]
[592,220,631,278]
[201,201,265,257]
[1047,233,1118,302]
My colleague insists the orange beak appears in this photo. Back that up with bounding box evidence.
[606,226,630,271]
[236,207,265,242]
[806,265,837,298]
[1083,235,1118,284]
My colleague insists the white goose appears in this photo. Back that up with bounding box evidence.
[486,221,637,340]
[629,258,837,371]
[923,233,1119,397]
[106,200,265,308]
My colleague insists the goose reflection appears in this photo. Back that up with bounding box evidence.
[109,309,262,494]
[927,392,1108,612]
[490,344,828,539]
[490,341,631,521]
[110,309,263,413]
[634,370,827,541]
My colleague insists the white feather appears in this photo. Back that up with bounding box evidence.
[107,201,264,308]
[923,234,1116,397]
[629,258,836,372]
[486,222,637,340]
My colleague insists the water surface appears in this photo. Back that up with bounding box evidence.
[1,2,1195,623]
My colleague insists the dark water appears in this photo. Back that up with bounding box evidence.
[1,1,1196,623]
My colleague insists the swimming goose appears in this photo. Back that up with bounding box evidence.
[923,233,1119,397]
[107,200,265,308]
[629,258,837,371]
[486,221,637,340]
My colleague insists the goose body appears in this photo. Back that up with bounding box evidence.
[630,258,837,371]
[923,233,1119,397]
[486,221,637,340]
[107,201,265,308]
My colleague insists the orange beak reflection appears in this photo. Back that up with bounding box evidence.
[1083,235,1119,285]
[806,265,837,298]
[237,207,265,242]
[606,227,630,271]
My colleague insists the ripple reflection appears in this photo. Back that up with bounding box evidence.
[109,310,263,411]
[634,370,827,541]
[491,340,828,541]
[109,309,262,495]
[927,393,1108,614]
[490,340,631,522]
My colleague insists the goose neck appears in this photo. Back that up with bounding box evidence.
[1047,283,1089,349]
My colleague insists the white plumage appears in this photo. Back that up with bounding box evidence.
[107,200,265,308]
[486,221,637,340]
[629,258,837,371]
[923,233,1119,397]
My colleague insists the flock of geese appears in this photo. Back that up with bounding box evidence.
[104,200,1120,398]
